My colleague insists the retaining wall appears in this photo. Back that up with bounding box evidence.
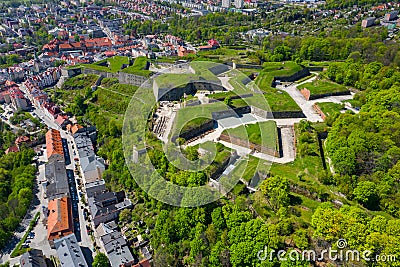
[273,68,310,86]
[82,68,148,87]
[171,119,215,142]
[212,106,251,120]
[313,103,326,120]
[300,88,351,101]
[219,134,279,157]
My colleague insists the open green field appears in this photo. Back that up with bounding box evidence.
[223,121,278,150]
[316,102,344,118]
[172,102,227,136]
[263,88,302,112]
[253,62,303,112]
[298,79,349,96]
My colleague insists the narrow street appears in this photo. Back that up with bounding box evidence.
[0,91,95,264]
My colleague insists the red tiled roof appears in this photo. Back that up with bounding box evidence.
[132,259,151,267]
[47,197,74,241]
[5,145,19,154]
[45,129,64,159]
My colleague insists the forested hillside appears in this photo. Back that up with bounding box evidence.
[0,148,36,248]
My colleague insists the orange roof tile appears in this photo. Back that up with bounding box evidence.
[47,197,74,241]
[45,129,64,159]
[132,259,151,267]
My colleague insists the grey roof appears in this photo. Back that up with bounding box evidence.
[54,234,88,267]
[80,155,105,173]
[87,191,131,224]
[96,221,118,237]
[45,158,69,200]
[74,133,95,159]
[100,231,135,267]
[85,179,106,198]
[20,249,47,267]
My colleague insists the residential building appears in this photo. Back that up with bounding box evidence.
[54,234,88,267]
[80,155,106,184]
[177,46,196,57]
[132,259,151,267]
[9,87,29,111]
[47,197,74,245]
[362,17,376,28]
[97,223,136,267]
[222,0,230,8]
[55,114,71,129]
[45,129,64,161]
[385,11,398,21]
[45,158,69,200]
[198,39,221,51]
[234,0,244,8]
[85,180,107,198]
[88,191,132,227]
[20,249,47,267]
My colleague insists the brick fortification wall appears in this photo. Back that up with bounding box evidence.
[219,134,279,157]
[313,103,326,120]
[82,68,148,87]
[171,119,215,142]
[300,87,350,101]
[273,68,310,86]
[154,81,225,102]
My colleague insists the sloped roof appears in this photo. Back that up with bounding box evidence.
[47,197,73,241]
[46,129,64,159]
[54,234,88,267]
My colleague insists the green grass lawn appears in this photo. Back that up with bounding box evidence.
[316,102,344,117]
[298,79,349,96]
[223,121,278,150]
[121,56,152,77]
[263,88,302,112]
[253,62,303,112]
[256,61,303,90]
[172,102,227,136]
[232,155,271,184]
[84,56,130,73]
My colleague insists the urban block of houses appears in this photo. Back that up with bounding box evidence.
[88,191,132,227]
[1,80,29,111]
[73,127,106,184]
[54,234,88,267]
[47,196,74,246]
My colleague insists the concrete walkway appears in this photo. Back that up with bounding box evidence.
[277,74,357,122]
